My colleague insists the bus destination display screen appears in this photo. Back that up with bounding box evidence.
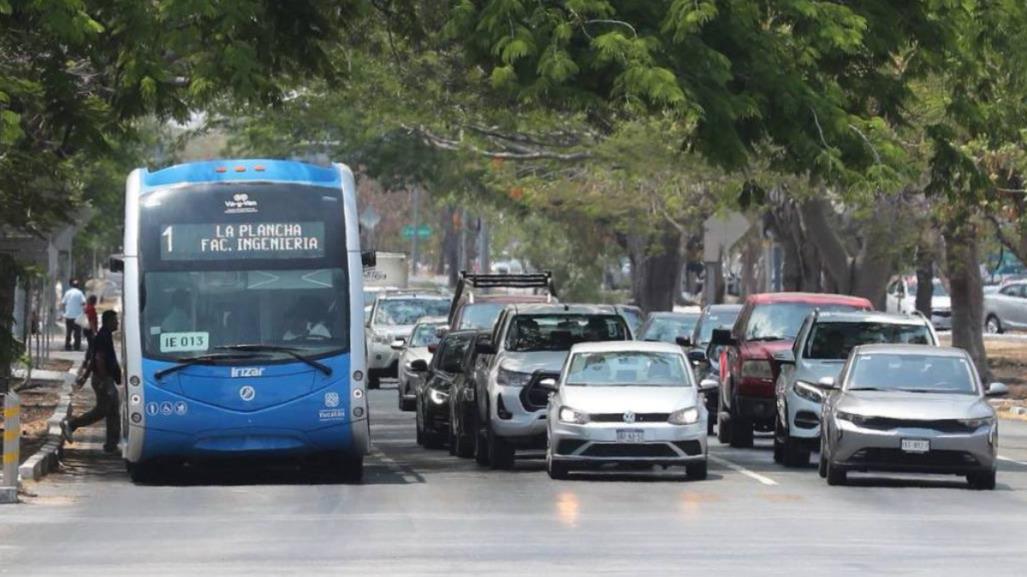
[159,222,326,261]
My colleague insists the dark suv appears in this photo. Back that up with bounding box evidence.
[711,292,872,448]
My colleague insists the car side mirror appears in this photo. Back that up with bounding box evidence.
[817,376,836,389]
[537,377,559,394]
[986,382,1009,397]
[710,328,736,347]
[390,339,406,351]
[475,340,496,355]
[687,349,707,366]
[699,378,718,392]
[361,251,377,269]
[427,343,439,354]
[109,256,124,273]
[675,336,692,348]
[409,359,429,372]
[773,349,795,365]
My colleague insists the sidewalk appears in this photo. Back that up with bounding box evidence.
[61,382,125,478]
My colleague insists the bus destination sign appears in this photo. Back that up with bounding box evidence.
[160,222,326,260]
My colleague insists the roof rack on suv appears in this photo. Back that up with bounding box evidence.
[449,271,557,323]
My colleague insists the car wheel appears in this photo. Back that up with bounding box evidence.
[488,427,515,470]
[454,408,475,459]
[415,398,424,446]
[783,438,811,468]
[826,459,847,486]
[685,460,708,481]
[474,412,490,466]
[967,470,997,490]
[547,453,569,480]
[368,371,381,390]
[399,396,415,412]
[716,393,732,445]
[773,416,785,463]
[818,442,828,479]
[729,414,753,448]
[985,315,1003,335]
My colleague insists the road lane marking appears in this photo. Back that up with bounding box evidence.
[708,455,778,486]
[998,455,1027,466]
[370,448,420,483]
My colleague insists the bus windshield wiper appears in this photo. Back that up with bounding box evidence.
[215,344,332,376]
[155,352,271,380]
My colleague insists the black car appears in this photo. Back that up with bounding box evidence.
[686,304,743,434]
[412,330,476,449]
[447,331,493,458]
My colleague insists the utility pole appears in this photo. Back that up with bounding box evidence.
[410,187,420,278]
[477,217,490,274]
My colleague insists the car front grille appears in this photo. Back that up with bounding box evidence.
[848,448,979,468]
[590,413,670,423]
[581,443,678,458]
[859,417,976,433]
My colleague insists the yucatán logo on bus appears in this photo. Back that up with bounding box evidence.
[319,391,345,422]
[224,193,258,214]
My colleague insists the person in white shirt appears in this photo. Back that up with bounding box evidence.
[283,296,332,342]
[61,279,87,351]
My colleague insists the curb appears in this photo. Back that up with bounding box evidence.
[18,367,76,483]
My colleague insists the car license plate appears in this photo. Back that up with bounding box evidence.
[616,429,644,443]
[901,439,930,453]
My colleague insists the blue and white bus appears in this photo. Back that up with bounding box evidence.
[119,159,369,482]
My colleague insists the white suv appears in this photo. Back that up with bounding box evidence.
[365,293,450,388]
[772,310,938,467]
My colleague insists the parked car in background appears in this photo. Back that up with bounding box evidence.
[984,279,1027,333]
[773,311,938,467]
[687,303,744,434]
[885,276,952,330]
[711,292,873,448]
[472,304,632,469]
[411,330,477,449]
[395,317,447,411]
[638,311,701,343]
[365,292,451,388]
[615,304,644,336]
[820,345,1006,489]
[544,342,713,480]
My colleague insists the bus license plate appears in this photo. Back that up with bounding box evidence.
[616,429,644,443]
[901,439,930,453]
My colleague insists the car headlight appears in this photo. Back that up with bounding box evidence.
[835,411,867,427]
[741,360,773,380]
[958,416,994,429]
[668,407,700,425]
[559,406,590,424]
[429,388,449,405]
[792,380,826,403]
[496,367,532,387]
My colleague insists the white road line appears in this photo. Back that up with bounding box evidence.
[370,449,419,483]
[708,455,779,486]
[998,455,1027,466]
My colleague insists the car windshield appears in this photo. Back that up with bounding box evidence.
[410,324,443,347]
[805,322,933,360]
[848,353,978,394]
[457,302,505,330]
[746,302,863,341]
[640,315,699,343]
[695,309,741,345]
[505,314,629,352]
[373,299,450,327]
[566,351,690,386]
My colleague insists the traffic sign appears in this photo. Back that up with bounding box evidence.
[401,225,432,239]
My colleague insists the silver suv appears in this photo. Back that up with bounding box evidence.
[472,304,631,469]
[365,293,450,388]
[772,310,938,467]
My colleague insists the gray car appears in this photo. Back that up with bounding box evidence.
[984,280,1027,333]
[820,345,1008,489]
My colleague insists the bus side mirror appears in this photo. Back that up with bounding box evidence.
[361,251,376,268]
[109,257,124,273]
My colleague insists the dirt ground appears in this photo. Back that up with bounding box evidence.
[3,358,73,464]
[983,340,1027,400]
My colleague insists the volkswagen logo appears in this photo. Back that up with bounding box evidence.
[622,411,636,424]
[239,385,256,402]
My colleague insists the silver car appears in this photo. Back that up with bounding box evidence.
[395,317,447,411]
[984,279,1027,333]
[820,345,1007,489]
[774,311,938,467]
[545,341,713,480]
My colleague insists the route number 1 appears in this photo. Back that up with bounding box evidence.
[162,225,173,253]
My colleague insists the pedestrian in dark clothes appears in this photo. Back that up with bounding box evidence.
[63,310,122,453]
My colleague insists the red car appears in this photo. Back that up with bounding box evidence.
[711,292,872,448]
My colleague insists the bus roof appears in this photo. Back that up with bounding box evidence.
[141,159,346,189]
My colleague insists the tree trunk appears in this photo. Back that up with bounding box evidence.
[915,238,935,317]
[0,254,19,393]
[943,221,991,381]
[629,226,682,313]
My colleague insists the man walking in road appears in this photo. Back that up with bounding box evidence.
[63,310,122,453]
[61,279,86,351]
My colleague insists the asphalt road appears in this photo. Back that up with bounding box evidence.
[4,384,1027,576]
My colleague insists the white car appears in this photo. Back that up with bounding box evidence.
[365,293,451,388]
[395,318,447,411]
[885,276,952,330]
[544,341,713,480]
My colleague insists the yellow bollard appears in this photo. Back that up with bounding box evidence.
[2,392,20,492]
